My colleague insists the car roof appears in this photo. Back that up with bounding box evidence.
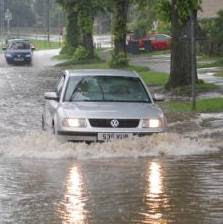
[65,69,139,78]
[8,38,30,43]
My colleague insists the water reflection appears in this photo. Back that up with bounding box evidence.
[143,161,169,224]
[59,165,88,224]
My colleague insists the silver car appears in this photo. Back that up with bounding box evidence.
[42,69,167,142]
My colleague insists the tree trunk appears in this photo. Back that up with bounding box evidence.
[78,0,94,59]
[166,0,198,89]
[61,9,79,55]
[110,0,129,67]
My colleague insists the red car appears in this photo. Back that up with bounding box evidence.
[149,34,171,50]
[136,34,171,51]
[127,33,171,52]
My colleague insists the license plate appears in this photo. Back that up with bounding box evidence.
[14,58,24,61]
[98,133,133,141]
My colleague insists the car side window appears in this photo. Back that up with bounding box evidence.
[156,35,166,40]
[55,75,65,98]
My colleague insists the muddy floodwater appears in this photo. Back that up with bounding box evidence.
[0,50,223,224]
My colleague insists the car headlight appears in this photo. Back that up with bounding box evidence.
[142,119,161,128]
[6,53,12,57]
[63,118,87,128]
[25,54,31,57]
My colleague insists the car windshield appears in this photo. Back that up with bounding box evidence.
[9,42,30,50]
[64,76,151,103]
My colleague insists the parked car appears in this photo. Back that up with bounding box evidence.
[127,33,171,52]
[149,34,171,50]
[42,69,167,142]
[2,40,35,65]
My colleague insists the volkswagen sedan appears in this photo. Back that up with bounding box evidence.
[42,69,167,142]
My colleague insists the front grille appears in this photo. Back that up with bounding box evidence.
[89,119,140,128]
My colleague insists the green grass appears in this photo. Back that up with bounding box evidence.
[172,82,219,96]
[214,70,223,77]
[56,57,168,85]
[30,39,60,50]
[138,70,168,85]
[198,57,223,68]
[129,49,170,58]
[164,97,223,113]
[55,53,219,93]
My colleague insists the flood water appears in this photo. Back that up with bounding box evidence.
[0,50,223,224]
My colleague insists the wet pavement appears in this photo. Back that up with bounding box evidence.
[0,50,223,224]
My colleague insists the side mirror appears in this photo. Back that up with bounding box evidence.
[153,93,165,102]
[2,47,6,51]
[44,92,59,101]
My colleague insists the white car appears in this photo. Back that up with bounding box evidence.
[42,69,167,142]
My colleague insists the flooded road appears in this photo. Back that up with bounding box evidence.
[0,50,223,224]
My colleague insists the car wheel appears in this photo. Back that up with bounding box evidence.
[6,59,11,65]
[41,115,46,131]
[51,120,57,135]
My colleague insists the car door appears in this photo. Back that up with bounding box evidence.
[155,34,169,50]
[44,74,66,129]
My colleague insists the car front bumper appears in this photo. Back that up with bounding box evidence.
[57,128,166,142]
[6,56,32,64]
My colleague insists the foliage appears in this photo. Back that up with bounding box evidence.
[109,51,129,68]
[4,0,36,27]
[72,46,89,61]
[199,10,223,56]
[128,0,158,37]
[157,0,202,23]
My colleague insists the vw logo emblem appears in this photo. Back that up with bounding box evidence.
[110,119,119,128]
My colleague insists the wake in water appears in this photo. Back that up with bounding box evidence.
[0,131,219,159]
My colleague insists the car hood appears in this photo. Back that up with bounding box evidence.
[61,102,163,119]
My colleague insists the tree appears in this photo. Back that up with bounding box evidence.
[110,0,129,68]
[77,0,95,58]
[128,0,158,38]
[57,0,80,55]
[6,0,36,27]
[158,0,202,89]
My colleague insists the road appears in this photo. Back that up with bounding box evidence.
[0,50,223,224]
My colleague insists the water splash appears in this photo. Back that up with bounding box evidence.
[0,132,219,160]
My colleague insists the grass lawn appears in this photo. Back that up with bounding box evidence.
[198,57,223,68]
[214,70,223,77]
[55,54,219,96]
[129,49,170,58]
[31,39,60,50]
[56,58,169,85]
[163,97,223,113]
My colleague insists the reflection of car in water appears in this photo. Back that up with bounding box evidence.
[2,40,35,65]
[42,69,167,142]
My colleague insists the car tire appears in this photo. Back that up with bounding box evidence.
[41,115,46,131]
[6,59,11,65]
[51,121,56,135]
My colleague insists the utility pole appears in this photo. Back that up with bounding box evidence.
[190,12,196,111]
[5,8,12,39]
[0,0,5,39]
[46,0,50,43]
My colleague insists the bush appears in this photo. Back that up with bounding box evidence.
[72,46,89,61]
[109,51,129,68]
[199,10,223,56]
